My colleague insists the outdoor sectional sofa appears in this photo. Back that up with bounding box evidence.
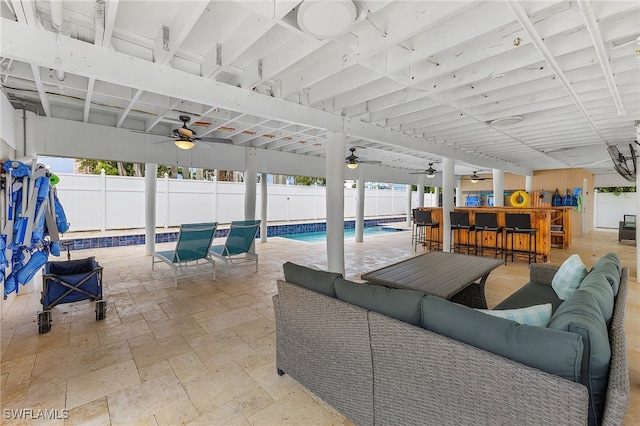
[273,253,629,425]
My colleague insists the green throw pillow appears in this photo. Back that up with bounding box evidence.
[334,278,425,326]
[282,262,342,297]
[552,254,588,300]
[476,303,552,327]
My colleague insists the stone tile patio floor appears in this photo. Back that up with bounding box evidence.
[1,228,638,425]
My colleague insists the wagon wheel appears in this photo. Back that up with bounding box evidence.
[38,311,51,333]
[95,300,107,320]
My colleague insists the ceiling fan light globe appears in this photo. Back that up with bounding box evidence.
[175,139,195,150]
[426,172,435,178]
[347,162,358,169]
[470,178,479,184]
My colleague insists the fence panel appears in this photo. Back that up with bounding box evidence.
[55,173,415,232]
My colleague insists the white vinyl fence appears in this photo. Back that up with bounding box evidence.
[594,192,637,228]
[55,173,426,232]
[54,173,631,232]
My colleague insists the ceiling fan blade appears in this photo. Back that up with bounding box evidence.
[153,139,175,145]
[198,137,234,144]
[359,160,382,165]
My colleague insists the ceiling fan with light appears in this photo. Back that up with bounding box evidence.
[409,163,438,178]
[466,171,492,183]
[345,147,381,169]
[156,115,234,150]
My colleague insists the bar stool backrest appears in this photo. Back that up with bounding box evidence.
[450,211,470,227]
[415,209,434,225]
[475,212,499,228]
[506,213,532,229]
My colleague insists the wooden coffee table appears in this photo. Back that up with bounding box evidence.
[361,251,503,309]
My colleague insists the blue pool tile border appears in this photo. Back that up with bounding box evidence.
[61,217,406,251]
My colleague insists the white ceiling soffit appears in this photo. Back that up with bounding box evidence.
[1,0,639,177]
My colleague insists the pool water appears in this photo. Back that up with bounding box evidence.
[280,226,406,243]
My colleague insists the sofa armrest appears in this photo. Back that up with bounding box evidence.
[602,267,630,425]
[529,264,559,286]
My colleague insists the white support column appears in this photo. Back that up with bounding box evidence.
[100,168,106,232]
[493,169,505,206]
[455,177,462,207]
[244,148,257,220]
[326,131,346,275]
[525,175,533,193]
[355,170,365,242]
[213,171,219,223]
[260,172,268,243]
[442,158,455,253]
[164,173,169,228]
[144,163,157,256]
[406,184,412,227]
[417,174,425,207]
[636,125,640,282]
[434,187,440,207]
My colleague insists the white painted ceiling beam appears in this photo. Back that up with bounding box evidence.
[9,0,37,26]
[154,1,208,66]
[311,72,383,107]
[100,0,119,48]
[116,89,143,128]
[331,78,403,112]
[202,2,300,79]
[144,98,182,132]
[506,0,607,145]
[251,35,327,87]
[1,17,530,175]
[83,77,95,123]
[279,44,359,99]
[279,1,473,98]
[577,0,626,116]
[29,64,51,116]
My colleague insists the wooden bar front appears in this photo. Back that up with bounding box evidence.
[418,207,573,263]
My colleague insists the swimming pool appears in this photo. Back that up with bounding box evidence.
[280,226,406,243]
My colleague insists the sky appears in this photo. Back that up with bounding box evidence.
[38,156,75,173]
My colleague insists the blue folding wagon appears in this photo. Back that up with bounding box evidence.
[39,257,105,333]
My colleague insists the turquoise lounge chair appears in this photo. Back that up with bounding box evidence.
[152,222,218,286]
[209,219,261,277]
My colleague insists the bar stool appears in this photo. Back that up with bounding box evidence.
[474,212,504,259]
[450,211,475,254]
[411,208,421,246]
[505,213,537,264]
[414,209,440,251]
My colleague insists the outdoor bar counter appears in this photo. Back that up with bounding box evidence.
[418,207,572,263]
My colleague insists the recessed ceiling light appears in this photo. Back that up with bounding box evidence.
[297,0,357,39]
[490,116,523,127]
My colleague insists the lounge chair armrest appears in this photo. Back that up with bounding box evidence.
[529,264,559,286]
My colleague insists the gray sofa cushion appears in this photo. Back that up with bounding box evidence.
[493,281,564,313]
[421,296,583,382]
[548,289,610,426]
[283,262,342,297]
[334,278,425,326]
[590,253,621,295]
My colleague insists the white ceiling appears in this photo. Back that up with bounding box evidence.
[1,0,638,179]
